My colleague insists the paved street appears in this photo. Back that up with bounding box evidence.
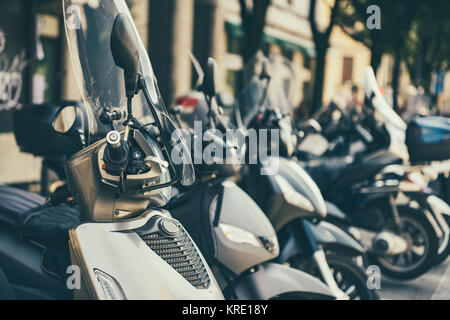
[380,258,450,300]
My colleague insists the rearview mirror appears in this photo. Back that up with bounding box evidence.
[202,57,219,97]
[111,13,140,98]
[260,60,272,81]
[53,105,77,133]
[306,119,322,133]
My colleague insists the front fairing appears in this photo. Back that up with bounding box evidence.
[63,0,194,186]
[69,210,224,299]
[277,158,327,218]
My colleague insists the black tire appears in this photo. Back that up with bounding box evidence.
[370,206,439,280]
[292,254,380,300]
[434,216,450,266]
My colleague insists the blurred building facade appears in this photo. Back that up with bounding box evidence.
[0,0,447,186]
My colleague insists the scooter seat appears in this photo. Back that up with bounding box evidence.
[302,150,403,195]
[301,157,353,190]
[0,186,79,284]
[0,185,46,231]
[0,185,79,247]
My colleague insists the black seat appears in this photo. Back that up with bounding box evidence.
[0,186,79,290]
[303,150,403,194]
[0,185,46,231]
[0,185,79,247]
[302,157,353,191]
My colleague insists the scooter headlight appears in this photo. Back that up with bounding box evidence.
[219,223,262,248]
[95,269,126,300]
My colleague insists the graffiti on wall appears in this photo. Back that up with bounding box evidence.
[0,29,27,111]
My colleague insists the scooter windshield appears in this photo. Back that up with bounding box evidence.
[364,67,407,130]
[239,54,296,125]
[63,0,194,186]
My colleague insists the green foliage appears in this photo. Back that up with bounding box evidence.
[338,0,421,72]
[238,0,271,61]
[337,0,450,97]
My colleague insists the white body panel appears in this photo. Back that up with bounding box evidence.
[212,181,279,275]
[69,210,223,300]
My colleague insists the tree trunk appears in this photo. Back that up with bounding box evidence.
[371,49,382,75]
[240,0,270,63]
[308,0,340,114]
[311,42,327,114]
[392,52,401,112]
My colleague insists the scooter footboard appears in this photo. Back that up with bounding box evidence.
[231,262,334,300]
[69,210,223,300]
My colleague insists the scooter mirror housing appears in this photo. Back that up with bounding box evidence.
[110,13,140,98]
[202,57,219,97]
[260,59,272,81]
[307,119,322,133]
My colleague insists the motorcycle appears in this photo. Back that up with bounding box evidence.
[167,57,335,300]
[0,0,225,300]
[0,1,335,301]
[297,67,447,279]
[303,68,450,267]
[174,53,378,299]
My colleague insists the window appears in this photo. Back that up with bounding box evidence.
[342,57,353,83]
[281,47,293,61]
[303,54,311,70]
[227,35,243,55]
[226,70,243,95]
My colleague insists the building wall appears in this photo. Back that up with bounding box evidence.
[324,27,371,104]
[2,0,443,186]
[1,0,152,185]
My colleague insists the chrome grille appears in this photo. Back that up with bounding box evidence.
[140,226,211,289]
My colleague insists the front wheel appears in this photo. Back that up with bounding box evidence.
[370,206,439,280]
[292,254,380,300]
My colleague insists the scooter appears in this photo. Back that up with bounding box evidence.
[0,1,335,300]
[173,54,378,299]
[169,57,335,300]
[0,0,223,300]
[296,67,447,279]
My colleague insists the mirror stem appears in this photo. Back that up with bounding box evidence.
[125,70,138,99]
[127,97,134,122]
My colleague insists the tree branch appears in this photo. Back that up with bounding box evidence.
[326,0,341,37]
[308,0,318,39]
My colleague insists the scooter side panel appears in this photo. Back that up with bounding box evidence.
[232,262,334,300]
[0,225,68,298]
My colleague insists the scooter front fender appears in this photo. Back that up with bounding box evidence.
[308,221,366,257]
[277,220,365,264]
[404,192,446,239]
[231,262,335,300]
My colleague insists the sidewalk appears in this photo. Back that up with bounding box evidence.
[380,258,450,300]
